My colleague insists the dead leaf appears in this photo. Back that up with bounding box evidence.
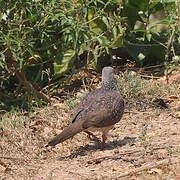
[0,160,7,168]
[173,111,180,119]
[147,168,162,175]
[169,95,179,100]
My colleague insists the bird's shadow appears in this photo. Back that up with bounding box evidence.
[57,136,136,161]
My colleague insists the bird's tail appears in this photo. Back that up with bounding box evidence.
[46,122,84,147]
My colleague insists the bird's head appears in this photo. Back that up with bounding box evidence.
[102,66,117,90]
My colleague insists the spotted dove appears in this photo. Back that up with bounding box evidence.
[46,67,124,149]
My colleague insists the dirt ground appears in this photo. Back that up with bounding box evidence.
[0,68,180,179]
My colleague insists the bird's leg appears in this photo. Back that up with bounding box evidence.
[101,133,107,149]
[84,130,96,140]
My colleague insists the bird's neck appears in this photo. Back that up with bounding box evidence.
[102,80,118,91]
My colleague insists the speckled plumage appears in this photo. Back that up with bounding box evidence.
[46,67,124,148]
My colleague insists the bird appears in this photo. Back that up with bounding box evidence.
[46,66,124,149]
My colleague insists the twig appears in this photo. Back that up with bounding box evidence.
[162,0,175,84]
[117,158,179,178]
[4,48,51,103]
[164,29,175,84]
[142,64,164,70]
[87,41,92,65]
[0,156,21,160]
[140,75,160,79]
[124,64,164,71]
[124,110,151,114]
[87,145,179,164]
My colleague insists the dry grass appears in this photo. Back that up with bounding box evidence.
[0,69,180,179]
[118,71,179,99]
[64,70,180,111]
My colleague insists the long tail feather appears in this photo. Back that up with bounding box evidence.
[46,122,84,147]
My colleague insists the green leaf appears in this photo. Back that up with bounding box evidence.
[146,32,152,42]
[112,26,117,38]
[96,35,111,47]
[0,12,3,22]
[124,41,150,66]
[122,4,139,29]
[138,52,145,61]
[102,16,110,29]
[54,49,75,78]
[111,33,123,48]
[96,0,105,5]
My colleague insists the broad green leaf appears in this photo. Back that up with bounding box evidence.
[124,40,151,66]
[102,16,110,29]
[54,49,75,78]
[96,35,111,47]
[88,8,107,35]
[111,33,123,48]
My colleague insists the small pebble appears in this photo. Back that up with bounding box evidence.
[114,149,119,154]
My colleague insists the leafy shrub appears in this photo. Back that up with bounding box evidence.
[0,0,179,109]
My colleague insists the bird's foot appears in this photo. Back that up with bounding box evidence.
[101,134,107,150]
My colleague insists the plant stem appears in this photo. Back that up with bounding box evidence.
[4,48,51,103]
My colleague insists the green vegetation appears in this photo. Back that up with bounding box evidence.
[117,71,180,99]
[0,0,179,110]
[0,108,29,130]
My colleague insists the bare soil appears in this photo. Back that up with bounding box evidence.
[0,70,180,180]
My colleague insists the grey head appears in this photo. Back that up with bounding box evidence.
[101,66,118,90]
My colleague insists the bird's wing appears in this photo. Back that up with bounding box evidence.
[72,89,102,123]
[72,108,84,123]
[82,92,124,129]
[82,107,114,129]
